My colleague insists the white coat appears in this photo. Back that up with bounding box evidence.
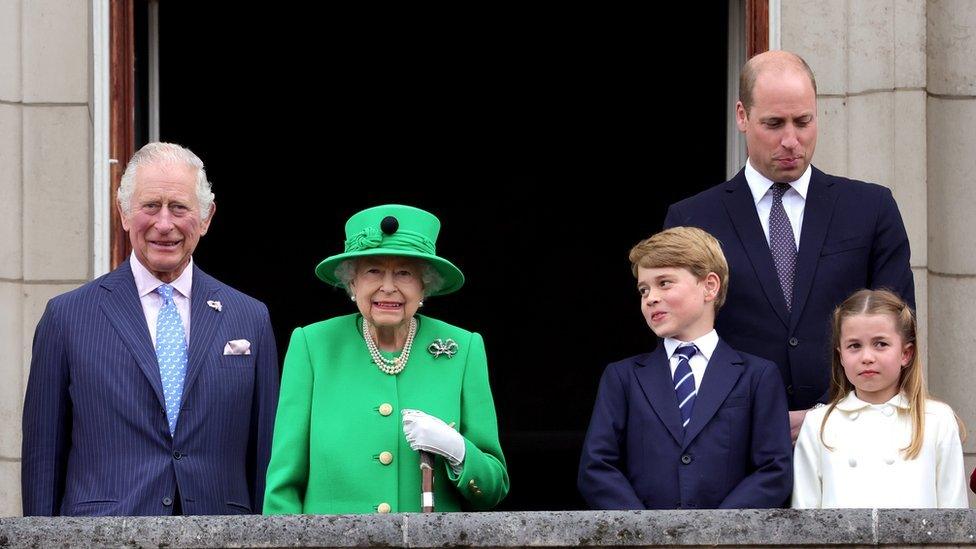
[792,391,968,508]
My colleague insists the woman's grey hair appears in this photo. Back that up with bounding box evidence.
[117,142,215,221]
[335,258,445,297]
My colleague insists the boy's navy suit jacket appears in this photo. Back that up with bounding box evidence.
[578,338,793,509]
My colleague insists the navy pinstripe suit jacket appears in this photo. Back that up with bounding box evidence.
[22,261,280,516]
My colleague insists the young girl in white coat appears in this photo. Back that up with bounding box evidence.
[792,289,968,508]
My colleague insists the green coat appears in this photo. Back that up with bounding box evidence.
[264,313,509,514]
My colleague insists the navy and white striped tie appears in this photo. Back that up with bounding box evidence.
[673,345,698,429]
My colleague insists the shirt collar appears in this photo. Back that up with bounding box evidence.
[835,390,911,411]
[130,252,194,300]
[744,158,811,205]
[664,329,719,362]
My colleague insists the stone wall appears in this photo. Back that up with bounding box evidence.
[2,509,976,548]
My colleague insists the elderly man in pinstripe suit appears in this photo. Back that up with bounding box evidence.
[22,142,280,516]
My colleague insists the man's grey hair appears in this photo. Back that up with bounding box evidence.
[117,142,215,221]
[335,258,445,298]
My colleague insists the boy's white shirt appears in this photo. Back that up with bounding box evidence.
[664,329,718,391]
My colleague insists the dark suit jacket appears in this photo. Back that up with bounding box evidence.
[22,261,280,516]
[578,338,792,509]
[664,167,914,409]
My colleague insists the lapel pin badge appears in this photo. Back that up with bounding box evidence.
[207,300,222,312]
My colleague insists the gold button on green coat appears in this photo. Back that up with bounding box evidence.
[264,314,509,514]
[379,451,394,465]
[378,403,393,416]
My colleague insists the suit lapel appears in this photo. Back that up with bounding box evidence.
[720,171,790,327]
[681,339,744,450]
[790,168,839,330]
[181,265,224,400]
[98,261,166,410]
[633,346,685,447]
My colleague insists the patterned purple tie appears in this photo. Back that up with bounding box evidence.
[769,183,797,310]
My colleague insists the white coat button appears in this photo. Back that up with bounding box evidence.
[882,406,894,417]
[850,412,859,420]
[848,457,857,467]
[885,456,895,465]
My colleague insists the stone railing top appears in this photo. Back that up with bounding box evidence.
[2,509,976,548]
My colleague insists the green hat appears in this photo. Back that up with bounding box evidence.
[315,204,465,296]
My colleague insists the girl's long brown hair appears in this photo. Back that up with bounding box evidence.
[820,289,937,459]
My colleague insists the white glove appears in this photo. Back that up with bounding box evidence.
[401,409,466,469]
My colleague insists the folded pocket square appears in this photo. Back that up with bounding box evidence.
[223,339,251,355]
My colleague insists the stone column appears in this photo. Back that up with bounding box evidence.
[926,0,976,502]
[0,0,24,520]
[783,0,976,505]
[0,0,93,516]
[781,0,929,365]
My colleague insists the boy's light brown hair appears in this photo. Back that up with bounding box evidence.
[628,226,730,311]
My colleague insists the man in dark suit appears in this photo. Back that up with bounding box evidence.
[663,50,914,438]
[22,142,280,516]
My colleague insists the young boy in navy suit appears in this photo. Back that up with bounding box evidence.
[578,227,793,509]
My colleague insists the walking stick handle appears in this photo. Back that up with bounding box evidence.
[420,450,435,512]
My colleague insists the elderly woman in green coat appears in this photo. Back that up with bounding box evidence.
[264,204,509,514]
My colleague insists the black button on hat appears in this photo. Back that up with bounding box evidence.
[314,204,466,296]
[380,216,399,235]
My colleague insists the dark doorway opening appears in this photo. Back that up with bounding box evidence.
[156,3,729,510]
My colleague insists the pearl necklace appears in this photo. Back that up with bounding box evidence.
[362,317,417,375]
